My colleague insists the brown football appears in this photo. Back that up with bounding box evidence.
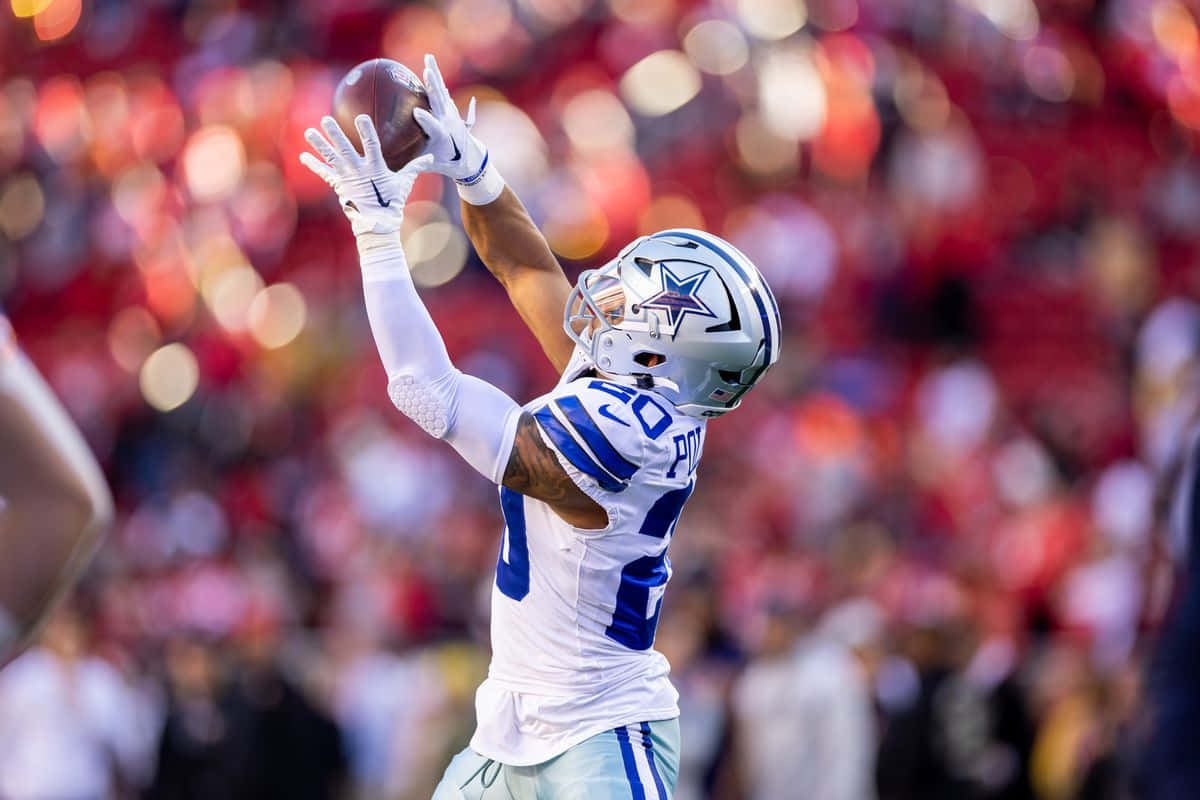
[332,59,431,171]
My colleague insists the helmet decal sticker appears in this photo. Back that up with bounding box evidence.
[639,263,718,337]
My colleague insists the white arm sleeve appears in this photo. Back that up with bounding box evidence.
[357,234,521,484]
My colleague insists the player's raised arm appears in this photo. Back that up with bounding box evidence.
[301,115,605,529]
[413,54,575,372]
[0,320,113,663]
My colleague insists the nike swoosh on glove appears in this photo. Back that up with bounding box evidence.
[413,53,490,186]
[300,114,433,236]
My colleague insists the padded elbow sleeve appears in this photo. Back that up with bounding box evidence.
[387,368,521,484]
[388,373,455,439]
[360,240,521,484]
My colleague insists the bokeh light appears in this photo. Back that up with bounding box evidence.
[541,175,610,260]
[809,0,858,31]
[735,113,800,175]
[182,125,246,203]
[382,6,462,81]
[129,77,186,164]
[607,0,675,27]
[139,343,199,412]
[725,201,836,300]
[205,264,264,332]
[893,56,951,132]
[0,88,24,170]
[0,174,45,240]
[736,0,807,41]
[133,230,197,325]
[1167,74,1200,129]
[108,306,163,373]
[1023,45,1076,103]
[406,223,470,288]
[248,283,307,349]
[1153,1,1199,63]
[573,153,651,231]
[33,76,90,163]
[470,99,550,193]
[10,0,51,17]
[398,201,471,288]
[968,0,1039,41]
[84,73,132,175]
[521,0,589,30]
[758,46,827,140]
[112,163,167,231]
[562,90,635,154]
[683,19,750,76]
[446,0,515,54]
[229,162,298,253]
[811,36,881,179]
[34,0,82,41]
[638,195,705,234]
[619,50,702,117]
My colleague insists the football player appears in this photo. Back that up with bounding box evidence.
[0,316,113,665]
[300,54,780,799]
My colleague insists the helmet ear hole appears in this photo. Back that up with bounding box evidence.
[634,351,666,367]
[718,369,742,384]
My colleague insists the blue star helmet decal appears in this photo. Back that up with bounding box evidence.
[639,263,718,337]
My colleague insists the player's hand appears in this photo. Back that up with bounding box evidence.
[414,54,490,187]
[300,114,433,236]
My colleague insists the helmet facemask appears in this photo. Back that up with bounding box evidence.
[566,258,670,386]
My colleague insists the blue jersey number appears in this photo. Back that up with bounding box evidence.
[604,481,694,649]
[606,552,670,650]
[494,396,694,653]
[495,487,529,601]
[495,478,694,651]
[588,380,670,439]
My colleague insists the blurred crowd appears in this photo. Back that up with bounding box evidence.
[4,0,1200,798]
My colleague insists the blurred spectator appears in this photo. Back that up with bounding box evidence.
[327,628,450,800]
[654,574,740,800]
[149,623,346,800]
[877,622,1036,800]
[732,598,877,800]
[149,636,240,800]
[0,607,158,799]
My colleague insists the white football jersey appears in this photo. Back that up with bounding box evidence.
[469,363,706,766]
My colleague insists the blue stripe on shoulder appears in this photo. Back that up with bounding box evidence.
[554,396,638,481]
[615,726,646,800]
[532,406,625,492]
[640,722,668,800]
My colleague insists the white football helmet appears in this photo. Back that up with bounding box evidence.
[564,229,782,418]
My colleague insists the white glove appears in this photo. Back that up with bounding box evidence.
[414,54,505,205]
[300,114,433,236]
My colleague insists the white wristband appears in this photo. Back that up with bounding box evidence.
[456,159,506,206]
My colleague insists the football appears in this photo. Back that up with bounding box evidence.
[332,58,431,171]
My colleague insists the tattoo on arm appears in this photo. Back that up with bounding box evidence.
[503,413,607,528]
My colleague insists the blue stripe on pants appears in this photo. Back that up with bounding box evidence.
[615,726,646,800]
[640,722,668,799]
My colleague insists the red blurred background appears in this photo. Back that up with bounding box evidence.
[1,1,1196,798]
